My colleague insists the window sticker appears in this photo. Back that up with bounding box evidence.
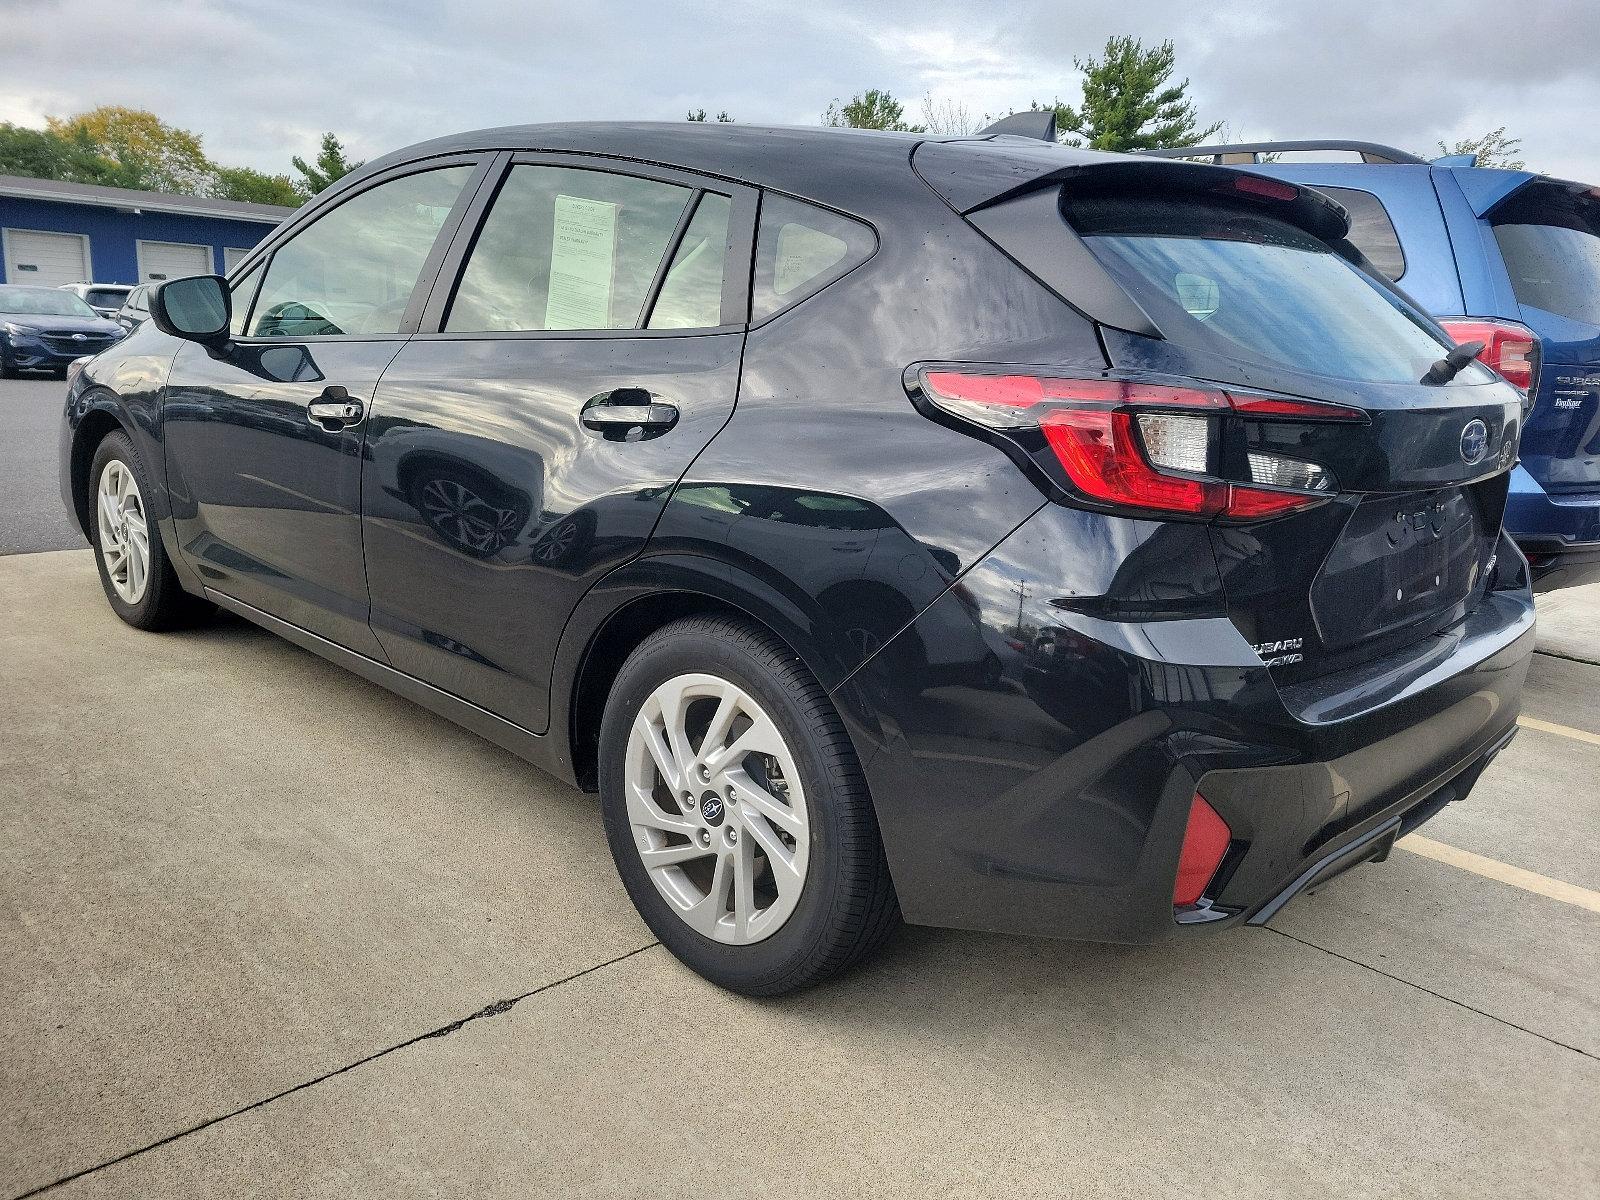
[546,194,618,328]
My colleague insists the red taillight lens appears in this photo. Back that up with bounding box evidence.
[1041,408,1226,515]
[1228,175,1299,202]
[1173,793,1232,908]
[1436,318,1538,392]
[917,370,1349,520]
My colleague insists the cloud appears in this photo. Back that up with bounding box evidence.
[0,0,1593,180]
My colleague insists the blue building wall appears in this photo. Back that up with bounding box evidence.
[0,196,280,284]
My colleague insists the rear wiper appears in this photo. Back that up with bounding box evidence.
[1421,340,1485,386]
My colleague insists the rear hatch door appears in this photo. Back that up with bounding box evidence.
[1483,177,1600,492]
[1066,185,1523,686]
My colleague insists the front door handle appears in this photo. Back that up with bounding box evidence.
[307,385,364,430]
[580,388,678,437]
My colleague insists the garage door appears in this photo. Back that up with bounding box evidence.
[3,229,91,287]
[136,240,212,283]
[222,247,253,273]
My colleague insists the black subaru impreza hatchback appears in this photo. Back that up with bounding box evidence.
[60,121,1534,995]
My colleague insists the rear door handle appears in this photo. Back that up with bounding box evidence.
[580,388,678,436]
[307,385,364,429]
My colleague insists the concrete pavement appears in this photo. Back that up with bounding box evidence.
[2,547,1596,1198]
[0,379,86,556]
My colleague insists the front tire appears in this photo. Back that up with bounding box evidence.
[88,431,211,630]
[599,616,899,995]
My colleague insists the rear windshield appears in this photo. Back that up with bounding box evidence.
[1491,182,1600,327]
[85,288,129,309]
[1066,195,1457,384]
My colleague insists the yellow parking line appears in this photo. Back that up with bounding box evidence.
[1518,715,1600,748]
[1398,835,1600,916]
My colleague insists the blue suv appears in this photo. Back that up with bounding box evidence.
[1151,140,1600,591]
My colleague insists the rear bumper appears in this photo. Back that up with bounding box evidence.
[837,505,1536,944]
[1243,722,1515,927]
[1505,465,1600,591]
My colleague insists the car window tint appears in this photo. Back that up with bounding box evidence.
[1316,186,1406,280]
[248,165,472,338]
[647,192,731,329]
[1069,194,1456,384]
[227,264,263,336]
[751,194,876,322]
[446,165,693,332]
[1490,183,1600,326]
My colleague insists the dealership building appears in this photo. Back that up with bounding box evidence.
[0,174,291,289]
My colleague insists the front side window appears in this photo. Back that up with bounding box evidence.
[249,165,473,338]
[229,264,264,336]
[1068,194,1459,384]
[446,165,696,332]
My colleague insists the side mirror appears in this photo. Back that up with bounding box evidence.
[150,275,230,346]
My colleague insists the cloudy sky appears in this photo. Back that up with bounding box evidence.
[3,0,1597,181]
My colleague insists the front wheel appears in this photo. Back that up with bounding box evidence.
[88,431,211,630]
[599,616,899,995]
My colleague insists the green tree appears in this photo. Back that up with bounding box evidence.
[291,132,364,196]
[1437,127,1525,169]
[45,106,213,192]
[0,122,139,186]
[822,89,924,132]
[1035,36,1219,151]
[211,165,303,207]
[686,109,734,122]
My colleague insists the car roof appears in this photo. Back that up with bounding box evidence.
[355,121,1346,234]
[360,122,940,203]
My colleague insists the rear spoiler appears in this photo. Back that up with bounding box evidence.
[913,140,1353,339]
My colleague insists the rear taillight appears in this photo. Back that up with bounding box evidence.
[1436,318,1539,392]
[916,369,1359,520]
[1173,792,1232,908]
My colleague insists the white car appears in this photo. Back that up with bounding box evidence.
[58,282,134,320]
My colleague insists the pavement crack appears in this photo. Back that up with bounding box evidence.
[9,942,662,1200]
[1266,926,1598,1063]
[1534,647,1600,668]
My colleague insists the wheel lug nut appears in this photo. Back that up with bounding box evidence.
[698,829,711,846]
[726,828,738,844]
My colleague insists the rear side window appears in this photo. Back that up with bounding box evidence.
[647,191,732,329]
[751,194,875,322]
[1491,182,1600,326]
[1067,194,1455,384]
[1315,186,1406,280]
[446,165,695,332]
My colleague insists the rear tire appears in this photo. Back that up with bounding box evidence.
[599,615,899,995]
[88,430,212,630]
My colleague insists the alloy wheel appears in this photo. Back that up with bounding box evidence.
[96,459,150,605]
[624,672,811,944]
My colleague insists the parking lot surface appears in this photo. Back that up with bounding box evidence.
[1,379,1596,1197]
[0,380,86,556]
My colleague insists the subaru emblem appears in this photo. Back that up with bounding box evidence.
[71,332,86,342]
[1459,419,1488,465]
